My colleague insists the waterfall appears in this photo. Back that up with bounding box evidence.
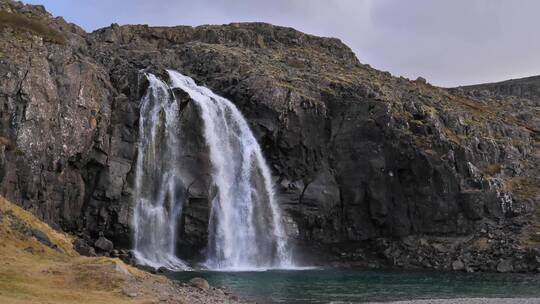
[168,70,292,270]
[132,73,188,270]
[132,70,292,271]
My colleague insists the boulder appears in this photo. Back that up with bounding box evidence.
[73,238,97,256]
[189,277,210,291]
[122,287,138,298]
[94,236,114,253]
[497,259,514,273]
[451,260,465,271]
[415,76,427,84]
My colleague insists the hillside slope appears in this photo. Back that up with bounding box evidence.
[0,196,241,303]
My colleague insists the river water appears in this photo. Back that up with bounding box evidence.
[167,268,540,303]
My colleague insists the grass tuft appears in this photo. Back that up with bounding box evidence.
[484,163,502,175]
[0,136,12,148]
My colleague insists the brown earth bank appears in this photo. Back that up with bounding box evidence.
[0,196,246,303]
[0,0,539,276]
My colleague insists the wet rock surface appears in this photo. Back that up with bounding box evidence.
[0,0,539,272]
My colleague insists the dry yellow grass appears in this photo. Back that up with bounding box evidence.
[0,136,11,147]
[0,196,161,304]
[483,163,502,175]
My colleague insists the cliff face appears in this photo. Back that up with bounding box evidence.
[0,0,539,271]
[0,1,117,235]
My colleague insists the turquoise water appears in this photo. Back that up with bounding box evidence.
[167,268,540,303]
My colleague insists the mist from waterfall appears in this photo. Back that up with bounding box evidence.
[168,70,292,270]
[132,73,188,270]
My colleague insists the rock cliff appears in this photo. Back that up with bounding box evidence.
[0,0,538,272]
[460,75,540,100]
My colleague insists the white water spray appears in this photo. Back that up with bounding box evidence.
[168,70,292,270]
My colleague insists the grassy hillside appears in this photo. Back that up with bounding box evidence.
[0,196,240,304]
[0,196,146,303]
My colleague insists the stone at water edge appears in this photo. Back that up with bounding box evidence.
[497,259,514,273]
[189,277,210,291]
[452,260,465,271]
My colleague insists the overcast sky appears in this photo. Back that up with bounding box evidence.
[23,0,540,87]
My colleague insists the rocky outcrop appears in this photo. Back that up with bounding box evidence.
[0,0,538,272]
[459,75,540,100]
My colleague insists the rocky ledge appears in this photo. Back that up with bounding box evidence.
[0,0,538,273]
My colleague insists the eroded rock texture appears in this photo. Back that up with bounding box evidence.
[0,0,538,271]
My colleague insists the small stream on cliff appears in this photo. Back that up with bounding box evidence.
[168,268,540,303]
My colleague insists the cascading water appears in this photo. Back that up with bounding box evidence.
[168,70,292,270]
[132,69,293,271]
[132,73,188,270]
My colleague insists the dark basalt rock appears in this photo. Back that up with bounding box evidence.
[452,260,465,271]
[73,238,97,256]
[94,235,114,253]
[31,228,53,248]
[0,0,538,272]
[497,259,514,273]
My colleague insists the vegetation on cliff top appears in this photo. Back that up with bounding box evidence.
[0,10,65,44]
